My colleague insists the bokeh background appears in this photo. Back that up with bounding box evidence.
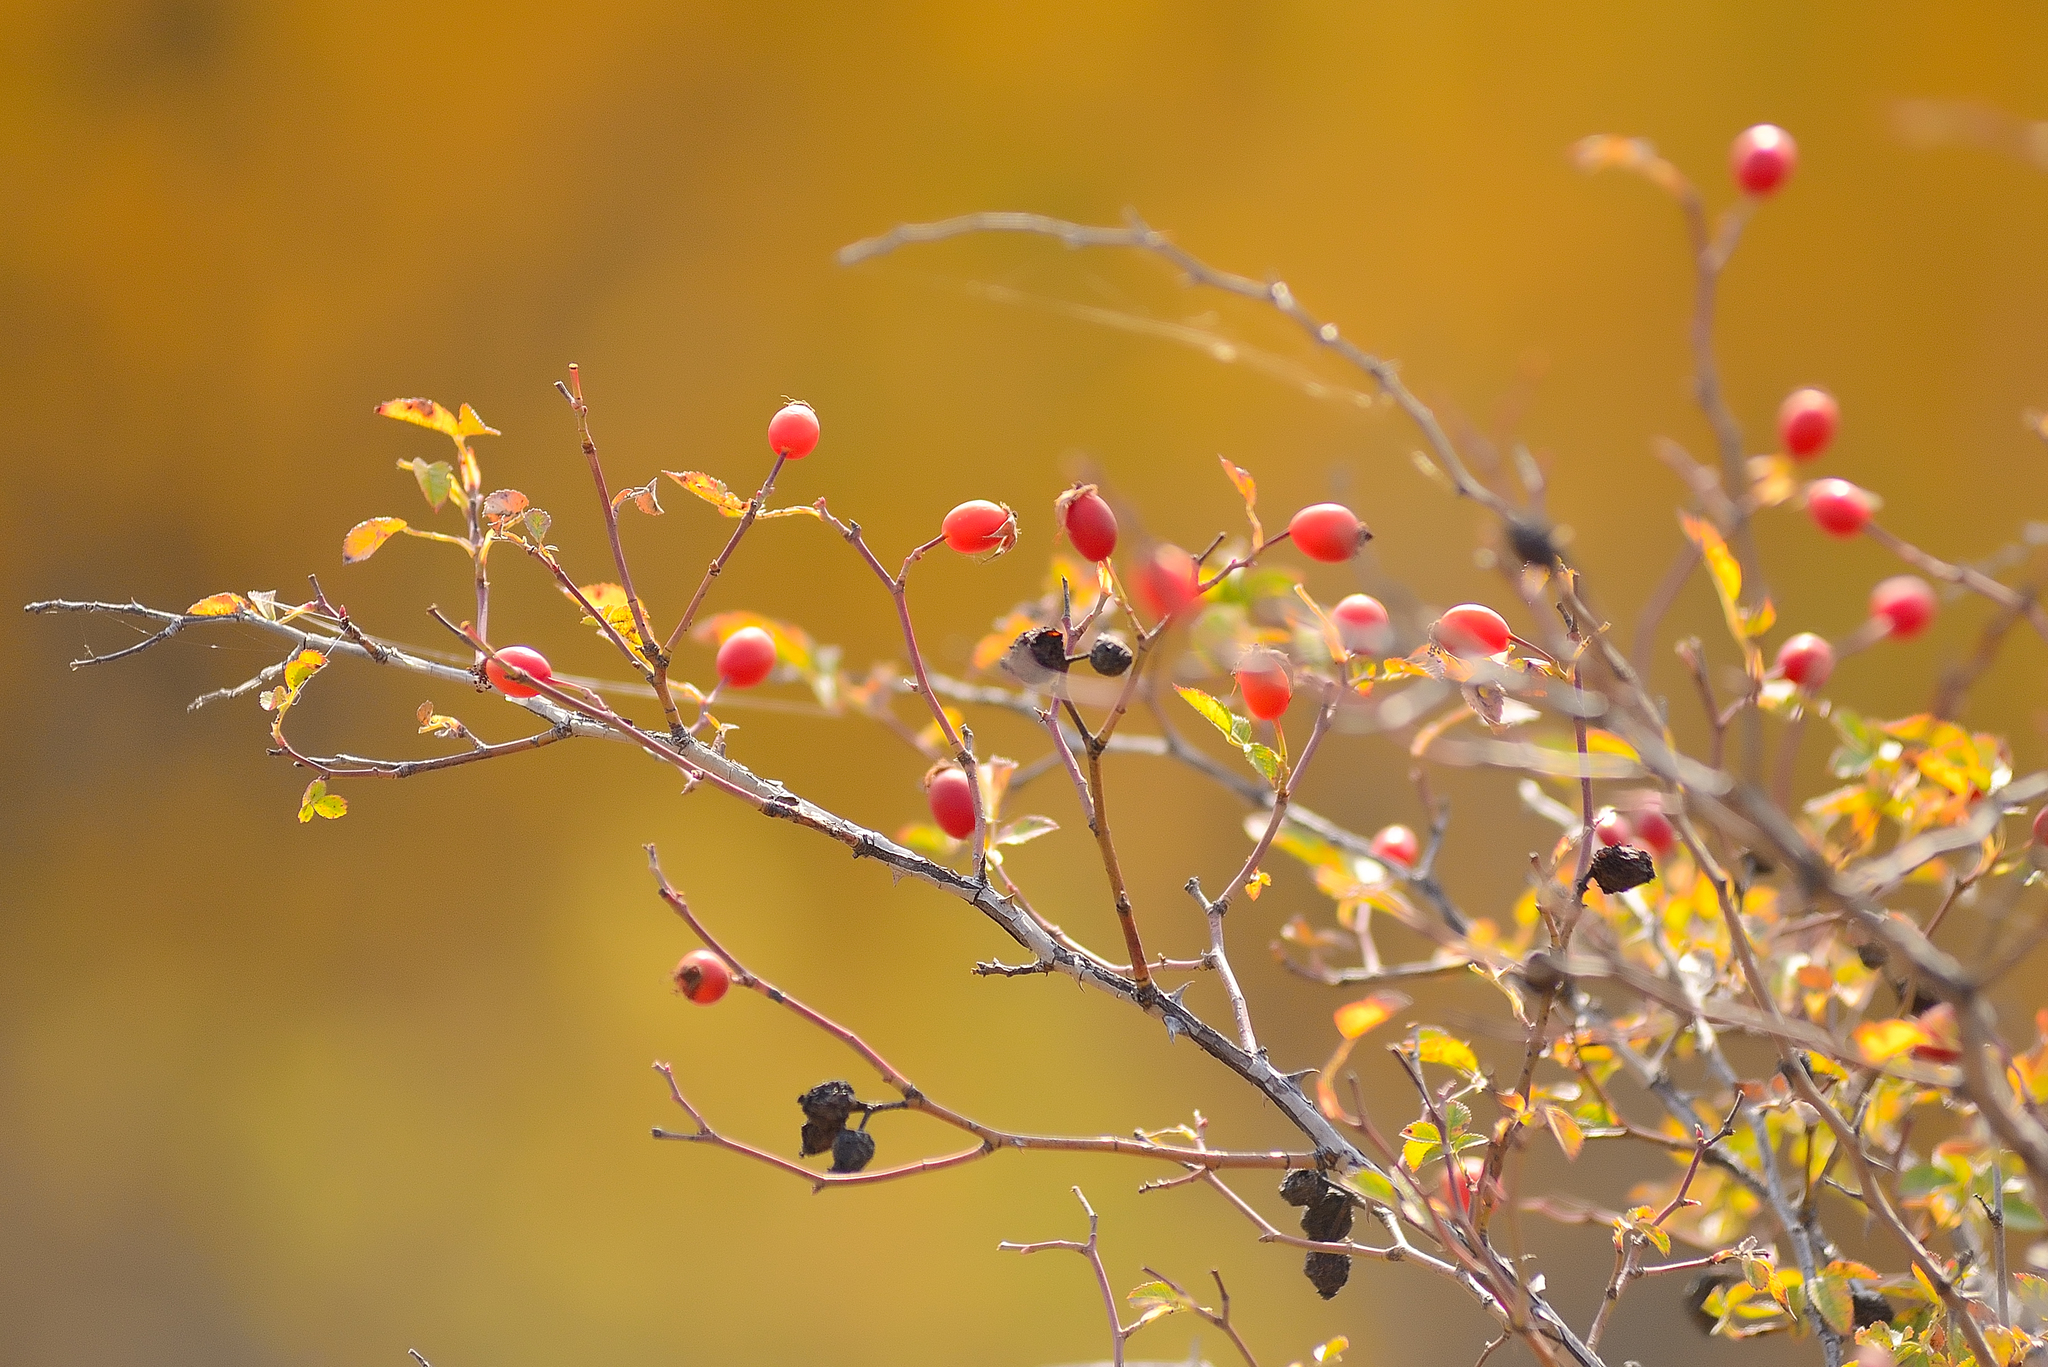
[7,3,2048,1364]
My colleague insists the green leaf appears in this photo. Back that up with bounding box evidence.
[401,457,456,511]
[993,815,1058,847]
[1442,1099,1472,1136]
[297,780,348,823]
[1336,1169,1398,1207]
[1176,685,1240,741]
[1808,1273,1855,1336]
[1124,1279,1190,1328]
[1828,707,1881,779]
[1243,743,1282,783]
[894,824,957,858]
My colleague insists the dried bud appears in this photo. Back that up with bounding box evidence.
[1005,626,1068,686]
[1522,950,1569,995]
[1852,1289,1893,1329]
[1586,844,1657,896]
[1278,1168,1327,1207]
[830,1127,876,1174]
[797,1080,857,1156]
[1088,635,1133,677]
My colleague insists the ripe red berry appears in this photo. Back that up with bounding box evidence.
[1632,805,1677,860]
[1779,388,1839,460]
[1774,632,1835,691]
[1234,650,1293,721]
[1594,809,1634,847]
[1806,478,1875,538]
[1332,593,1392,657]
[1055,485,1119,562]
[1435,604,1511,657]
[485,645,554,698]
[941,500,1018,555]
[767,401,820,459]
[2033,805,2048,845]
[1870,575,1937,640]
[926,766,978,840]
[1288,503,1371,563]
[715,626,777,688]
[1371,823,1420,869]
[1731,124,1797,197]
[673,949,731,1005]
[1138,544,1202,619]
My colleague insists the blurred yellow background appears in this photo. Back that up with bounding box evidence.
[8,3,2048,1364]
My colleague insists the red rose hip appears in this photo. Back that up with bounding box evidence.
[1870,575,1937,640]
[1234,649,1293,721]
[1055,485,1118,562]
[1779,388,1839,460]
[941,500,1017,555]
[1594,809,1634,847]
[1435,604,1511,657]
[1632,804,1677,860]
[1371,823,1419,869]
[1731,124,1797,196]
[485,645,554,698]
[2033,805,2048,845]
[1806,478,1874,538]
[1288,503,1371,563]
[1332,593,1392,657]
[673,949,731,1005]
[1139,544,1202,619]
[1774,632,1834,691]
[926,766,978,840]
[716,626,778,688]
[767,401,820,459]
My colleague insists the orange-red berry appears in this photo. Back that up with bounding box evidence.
[673,949,731,1005]
[1288,503,1370,563]
[1731,124,1797,196]
[1371,823,1420,869]
[716,626,778,688]
[1779,388,1838,460]
[1775,633,1834,691]
[1806,478,1874,538]
[1435,604,1511,657]
[1234,650,1293,721]
[942,500,1017,555]
[767,402,820,458]
[1331,593,1392,657]
[1055,485,1118,562]
[1870,576,1937,640]
[926,766,978,840]
[1594,809,1633,847]
[485,645,553,698]
[1139,545,1202,619]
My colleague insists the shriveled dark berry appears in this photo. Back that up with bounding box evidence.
[1587,844,1657,895]
[1852,1288,1893,1328]
[1301,1189,1353,1243]
[1279,1168,1327,1207]
[1855,940,1889,970]
[830,1127,876,1174]
[797,1080,857,1156]
[1304,1250,1351,1299]
[1022,626,1069,674]
[1088,635,1133,677]
[1506,516,1559,568]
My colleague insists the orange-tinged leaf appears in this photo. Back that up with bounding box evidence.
[480,489,529,523]
[1543,1103,1586,1161]
[612,479,663,516]
[186,592,249,617]
[665,470,749,516]
[1335,991,1410,1040]
[1244,869,1271,901]
[579,582,630,612]
[1854,1018,1932,1066]
[283,649,326,692]
[342,517,408,564]
[1219,456,1263,545]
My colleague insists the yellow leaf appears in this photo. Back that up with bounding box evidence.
[283,649,327,692]
[375,397,463,437]
[1680,512,1746,635]
[341,517,408,564]
[1312,1337,1349,1365]
[1854,1018,1931,1066]
[1244,869,1271,901]
[1334,991,1410,1040]
[1748,453,1798,509]
[1417,1027,1480,1075]
[665,470,749,516]
[185,592,249,617]
[455,403,499,437]
[1543,1103,1586,1161]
